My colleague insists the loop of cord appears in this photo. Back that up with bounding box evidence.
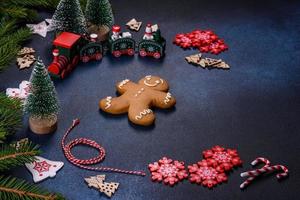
[61,119,146,176]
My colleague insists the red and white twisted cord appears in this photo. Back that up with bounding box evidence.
[61,119,146,176]
[240,157,288,189]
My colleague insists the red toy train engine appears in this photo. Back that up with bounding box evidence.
[48,32,103,79]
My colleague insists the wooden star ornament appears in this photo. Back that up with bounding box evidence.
[26,21,48,37]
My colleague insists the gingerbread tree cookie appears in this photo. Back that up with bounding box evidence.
[99,75,176,126]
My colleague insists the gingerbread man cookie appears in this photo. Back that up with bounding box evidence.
[99,75,176,126]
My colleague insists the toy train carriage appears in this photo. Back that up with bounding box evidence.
[138,29,166,59]
[108,36,135,57]
[80,34,103,63]
[48,32,103,79]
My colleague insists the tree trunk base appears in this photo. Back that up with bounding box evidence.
[29,115,57,135]
[87,24,110,41]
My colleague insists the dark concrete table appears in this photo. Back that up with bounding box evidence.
[1,0,300,199]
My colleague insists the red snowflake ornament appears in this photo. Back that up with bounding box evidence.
[173,34,192,49]
[173,29,228,54]
[203,145,242,171]
[188,159,227,188]
[148,157,188,186]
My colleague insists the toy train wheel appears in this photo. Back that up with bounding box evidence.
[127,49,135,56]
[82,56,89,63]
[153,52,161,59]
[139,50,147,57]
[95,53,102,60]
[72,55,79,66]
[113,51,121,57]
[61,69,67,79]
[66,64,73,72]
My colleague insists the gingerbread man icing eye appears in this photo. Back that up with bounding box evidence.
[143,75,164,87]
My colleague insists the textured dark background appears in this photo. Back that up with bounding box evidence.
[1,0,300,199]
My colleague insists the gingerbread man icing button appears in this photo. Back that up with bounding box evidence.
[99,75,176,126]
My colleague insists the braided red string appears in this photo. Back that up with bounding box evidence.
[61,119,146,176]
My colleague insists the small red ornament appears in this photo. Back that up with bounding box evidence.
[188,159,228,188]
[203,145,242,171]
[148,157,188,186]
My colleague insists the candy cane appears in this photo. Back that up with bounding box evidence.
[241,157,271,178]
[240,157,288,189]
[240,157,271,189]
[241,165,288,179]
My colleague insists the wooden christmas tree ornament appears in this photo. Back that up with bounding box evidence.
[185,53,230,69]
[85,175,119,198]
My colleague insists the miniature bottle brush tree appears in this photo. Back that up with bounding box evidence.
[85,0,114,41]
[25,59,59,134]
[51,0,87,34]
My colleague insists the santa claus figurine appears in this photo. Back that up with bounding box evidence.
[111,25,121,41]
[143,24,154,40]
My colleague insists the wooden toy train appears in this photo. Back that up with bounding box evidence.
[47,24,166,79]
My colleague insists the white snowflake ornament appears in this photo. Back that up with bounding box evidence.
[25,156,64,183]
[26,21,48,37]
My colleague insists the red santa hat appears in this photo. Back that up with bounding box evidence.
[112,25,121,33]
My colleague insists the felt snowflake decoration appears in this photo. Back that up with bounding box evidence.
[173,29,228,54]
[202,145,242,171]
[148,157,188,186]
[188,159,228,188]
[25,156,64,183]
[26,21,48,37]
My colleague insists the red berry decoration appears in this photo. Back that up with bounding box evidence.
[203,145,242,171]
[173,29,228,54]
[148,157,188,186]
[188,159,228,188]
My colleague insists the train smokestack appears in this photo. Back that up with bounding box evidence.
[53,49,59,62]
[90,34,98,42]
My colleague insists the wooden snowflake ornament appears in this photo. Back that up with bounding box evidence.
[148,157,188,186]
[17,47,35,56]
[188,159,228,188]
[16,47,36,69]
[85,175,119,198]
[203,145,242,171]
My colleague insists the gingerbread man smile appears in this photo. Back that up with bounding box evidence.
[143,75,164,87]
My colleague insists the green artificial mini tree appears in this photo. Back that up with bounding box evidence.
[85,0,114,28]
[0,93,23,143]
[85,0,101,25]
[25,59,59,120]
[52,0,87,34]
[25,59,59,134]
